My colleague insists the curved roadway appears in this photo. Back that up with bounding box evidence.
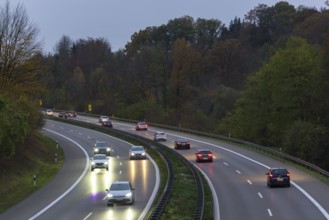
[76,115,329,220]
[0,120,159,220]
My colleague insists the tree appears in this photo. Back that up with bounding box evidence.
[0,1,41,95]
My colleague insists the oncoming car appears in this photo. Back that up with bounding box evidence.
[106,181,135,206]
[45,109,54,116]
[135,122,148,131]
[129,146,146,160]
[99,116,110,123]
[90,154,109,171]
[266,168,291,187]
[93,141,111,157]
[195,149,213,162]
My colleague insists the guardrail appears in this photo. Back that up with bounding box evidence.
[75,112,329,179]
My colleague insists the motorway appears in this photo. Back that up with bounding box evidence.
[0,120,159,220]
[76,115,329,220]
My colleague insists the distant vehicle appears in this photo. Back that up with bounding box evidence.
[266,168,291,187]
[58,112,69,118]
[90,154,108,171]
[102,120,113,128]
[99,116,110,123]
[195,149,213,162]
[45,109,53,116]
[135,122,148,131]
[174,138,190,149]
[129,145,146,160]
[106,181,135,206]
[154,132,167,142]
[67,111,77,117]
[93,141,111,157]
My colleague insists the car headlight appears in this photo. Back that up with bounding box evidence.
[125,192,132,197]
[91,161,95,165]
[130,153,135,156]
[106,148,110,151]
[94,149,99,152]
[104,161,108,165]
[108,193,113,198]
[142,152,146,155]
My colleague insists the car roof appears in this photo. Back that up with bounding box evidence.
[131,145,144,149]
[197,149,212,152]
[93,154,107,158]
[176,138,188,141]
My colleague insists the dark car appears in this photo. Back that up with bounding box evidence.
[266,168,290,187]
[135,122,148,131]
[195,149,213,162]
[58,111,70,118]
[93,141,111,157]
[174,139,190,149]
[102,120,113,128]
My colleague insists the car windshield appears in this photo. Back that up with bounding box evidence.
[132,146,144,151]
[96,142,108,148]
[273,169,288,175]
[93,155,106,160]
[110,183,130,191]
[199,150,211,154]
[156,132,165,135]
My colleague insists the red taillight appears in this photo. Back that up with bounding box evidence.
[187,142,190,145]
[208,153,213,157]
[197,153,202,157]
[286,172,290,177]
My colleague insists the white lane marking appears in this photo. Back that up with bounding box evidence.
[258,192,263,198]
[87,136,91,139]
[119,170,122,175]
[117,155,120,159]
[267,209,273,216]
[236,170,241,174]
[247,180,252,185]
[120,162,122,166]
[29,129,89,220]
[223,162,229,166]
[83,212,92,220]
[194,165,220,220]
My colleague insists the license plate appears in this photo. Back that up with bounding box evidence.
[277,178,283,181]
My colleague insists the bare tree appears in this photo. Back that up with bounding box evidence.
[0,1,41,93]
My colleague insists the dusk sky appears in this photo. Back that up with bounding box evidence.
[1,0,326,53]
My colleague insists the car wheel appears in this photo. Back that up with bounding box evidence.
[106,167,109,171]
[91,168,94,171]
[268,182,272,188]
[107,203,113,207]
[287,182,291,187]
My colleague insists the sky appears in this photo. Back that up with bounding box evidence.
[0,0,327,54]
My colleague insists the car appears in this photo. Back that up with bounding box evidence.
[99,116,110,123]
[174,138,190,149]
[90,154,109,171]
[58,111,69,118]
[195,149,213,162]
[106,181,135,206]
[129,145,146,160]
[153,132,167,141]
[266,168,290,187]
[67,111,77,117]
[102,120,113,128]
[93,141,111,156]
[135,122,148,131]
[45,109,53,116]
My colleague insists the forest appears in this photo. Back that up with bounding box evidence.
[1,1,329,170]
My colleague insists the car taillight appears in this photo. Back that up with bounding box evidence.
[286,172,290,177]
[187,142,190,145]
[208,153,213,157]
[177,142,181,145]
[197,154,202,157]
[269,173,273,178]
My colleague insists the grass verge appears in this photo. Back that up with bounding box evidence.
[0,131,64,213]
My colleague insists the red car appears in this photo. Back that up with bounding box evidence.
[195,149,213,162]
[135,122,148,131]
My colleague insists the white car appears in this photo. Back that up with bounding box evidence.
[106,181,135,206]
[129,146,146,160]
[154,131,167,141]
[45,109,53,116]
[99,116,110,123]
[90,154,109,171]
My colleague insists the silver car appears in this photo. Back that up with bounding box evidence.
[106,181,135,206]
[154,131,167,141]
[90,154,109,171]
[129,145,146,160]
